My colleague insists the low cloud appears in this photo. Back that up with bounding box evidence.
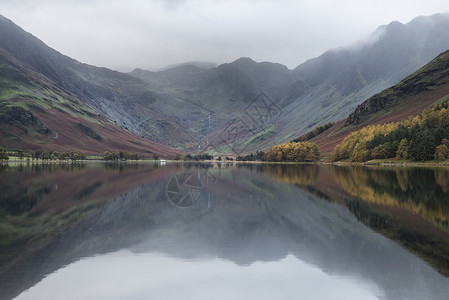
[1,0,448,71]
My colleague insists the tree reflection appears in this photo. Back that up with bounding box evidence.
[329,166,449,229]
[262,164,319,186]
[325,165,449,276]
[435,168,449,193]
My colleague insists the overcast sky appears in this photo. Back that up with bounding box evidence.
[1,0,448,71]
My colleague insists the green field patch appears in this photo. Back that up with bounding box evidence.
[432,94,449,106]
[239,123,277,151]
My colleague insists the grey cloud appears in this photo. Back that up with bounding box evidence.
[0,0,448,71]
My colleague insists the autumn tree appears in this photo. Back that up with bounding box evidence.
[264,141,319,162]
[332,103,449,162]
[434,138,449,161]
[396,139,409,160]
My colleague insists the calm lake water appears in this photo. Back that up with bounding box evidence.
[0,162,448,300]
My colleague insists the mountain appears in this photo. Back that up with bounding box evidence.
[130,13,449,154]
[156,61,217,71]
[129,57,295,152]
[308,49,449,156]
[0,15,180,157]
[275,13,449,144]
[1,13,449,155]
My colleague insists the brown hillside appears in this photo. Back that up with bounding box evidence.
[0,101,182,158]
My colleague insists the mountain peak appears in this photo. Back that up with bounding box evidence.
[158,61,217,71]
[409,12,449,25]
[232,57,257,65]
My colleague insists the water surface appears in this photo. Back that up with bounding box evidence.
[0,163,448,300]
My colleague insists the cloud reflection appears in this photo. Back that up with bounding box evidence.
[15,251,384,300]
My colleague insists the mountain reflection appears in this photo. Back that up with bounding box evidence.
[1,163,449,300]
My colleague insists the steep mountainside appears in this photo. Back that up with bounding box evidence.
[277,13,449,143]
[0,17,180,157]
[131,13,449,154]
[0,15,193,149]
[1,13,449,155]
[308,49,449,156]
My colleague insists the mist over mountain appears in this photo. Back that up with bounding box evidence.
[129,13,449,153]
[156,61,218,71]
[1,13,449,154]
[279,13,449,141]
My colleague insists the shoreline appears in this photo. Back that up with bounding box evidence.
[2,159,449,168]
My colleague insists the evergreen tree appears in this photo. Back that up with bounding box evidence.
[0,147,9,162]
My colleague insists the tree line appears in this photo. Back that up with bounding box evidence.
[291,122,335,143]
[181,141,320,163]
[2,149,87,162]
[332,102,449,162]
[184,153,214,161]
[103,151,140,161]
[0,148,161,162]
[264,141,320,162]
[236,151,264,161]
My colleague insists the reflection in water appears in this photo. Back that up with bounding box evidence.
[329,166,449,228]
[167,172,204,208]
[324,165,449,277]
[263,164,319,186]
[16,252,383,300]
[0,163,448,300]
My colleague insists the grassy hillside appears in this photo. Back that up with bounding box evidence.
[0,49,181,158]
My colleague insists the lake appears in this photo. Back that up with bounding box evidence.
[0,162,448,300]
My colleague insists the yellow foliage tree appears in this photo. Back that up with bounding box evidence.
[265,141,319,162]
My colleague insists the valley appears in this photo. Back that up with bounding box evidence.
[1,13,449,159]
[2,6,449,300]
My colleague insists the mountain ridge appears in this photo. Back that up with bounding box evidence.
[1,13,449,155]
[0,18,181,157]
[307,49,449,157]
